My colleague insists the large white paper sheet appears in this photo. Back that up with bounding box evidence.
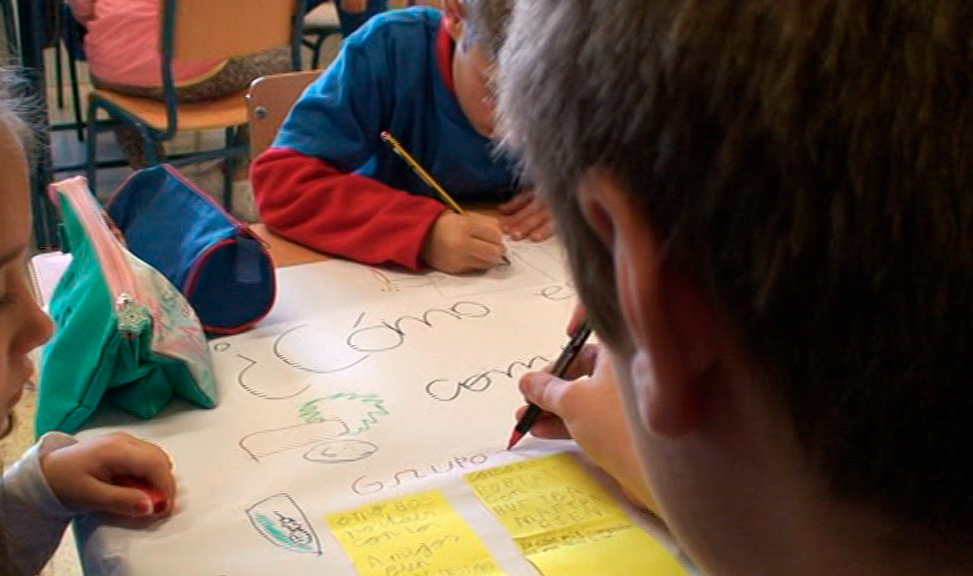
[74,240,682,575]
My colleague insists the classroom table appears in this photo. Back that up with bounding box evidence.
[57,227,693,576]
[252,224,330,268]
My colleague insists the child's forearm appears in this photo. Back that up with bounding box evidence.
[1,433,78,576]
[251,148,447,270]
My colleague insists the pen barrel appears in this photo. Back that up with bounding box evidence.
[551,325,593,377]
[509,324,593,441]
[514,405,543,434]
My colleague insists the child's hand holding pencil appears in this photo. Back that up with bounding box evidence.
[421,211,508,274]
[382,131,509,274]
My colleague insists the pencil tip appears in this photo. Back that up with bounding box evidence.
[506,430,524,451]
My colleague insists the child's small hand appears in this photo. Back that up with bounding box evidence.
[41,432,176,518]
[422,211,507,274]
[499,190,554,242]
[340,0,369,14]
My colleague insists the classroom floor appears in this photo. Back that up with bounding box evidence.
[3,37,341,576]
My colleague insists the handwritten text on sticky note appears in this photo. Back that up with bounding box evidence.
[326,490,503,576]
[466,454,686,576]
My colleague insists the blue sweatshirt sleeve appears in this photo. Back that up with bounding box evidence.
[273,38,393,173]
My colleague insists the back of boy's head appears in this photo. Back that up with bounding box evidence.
[458,0,511,58]
[500,0,973,552]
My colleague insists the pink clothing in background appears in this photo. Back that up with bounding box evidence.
[68,0,225,88]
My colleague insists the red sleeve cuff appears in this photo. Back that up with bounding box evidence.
[251,147,447,270]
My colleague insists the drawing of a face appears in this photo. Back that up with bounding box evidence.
[305,439,379,463]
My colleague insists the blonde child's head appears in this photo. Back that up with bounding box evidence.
[0,69,54,439]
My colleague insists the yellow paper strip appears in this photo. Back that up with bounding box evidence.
[326,490,505,576]
[466,454,686,576]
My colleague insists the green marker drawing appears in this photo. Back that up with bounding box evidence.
[300,393,389,435]
[240,394,389,462]
[246,494,322,556]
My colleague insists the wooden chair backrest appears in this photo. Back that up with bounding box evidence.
[167,0,296,61]
[246,71,323,160]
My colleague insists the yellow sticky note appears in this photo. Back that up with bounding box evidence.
[326,490,504,576]
[466,454,686,576]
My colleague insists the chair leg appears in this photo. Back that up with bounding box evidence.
[223,127,235,213]
[54,41,65,109]
[135,124,160,166]
[68,47,84,141]
[311,35,326,69]
[86,99,99,189]
[301,37,315,69]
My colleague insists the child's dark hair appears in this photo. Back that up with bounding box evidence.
[500,0,973,560]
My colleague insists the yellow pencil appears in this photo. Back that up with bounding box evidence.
[381,131,510,265]
[381,131,466,214]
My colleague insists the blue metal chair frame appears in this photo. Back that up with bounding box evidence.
[55,2,85,142]
[10,0,112,248]
[85,0,306,210]
[303,21,342,70]
[16,0,60,247]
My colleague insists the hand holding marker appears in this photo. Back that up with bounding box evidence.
[506,322,593,450]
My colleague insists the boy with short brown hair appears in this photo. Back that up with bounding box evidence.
[504,1,973,573]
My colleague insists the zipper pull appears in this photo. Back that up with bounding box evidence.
[116,293,151,336]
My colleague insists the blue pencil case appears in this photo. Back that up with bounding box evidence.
[106,165,276,335]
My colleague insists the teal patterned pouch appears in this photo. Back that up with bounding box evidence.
[37,177,218,435]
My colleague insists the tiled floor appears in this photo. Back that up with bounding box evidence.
[6,37,342,576]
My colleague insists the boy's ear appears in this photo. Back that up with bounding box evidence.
[577,168,719,438]
[442,0,465,42]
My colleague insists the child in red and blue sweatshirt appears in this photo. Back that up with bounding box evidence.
[251,1,552,274]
